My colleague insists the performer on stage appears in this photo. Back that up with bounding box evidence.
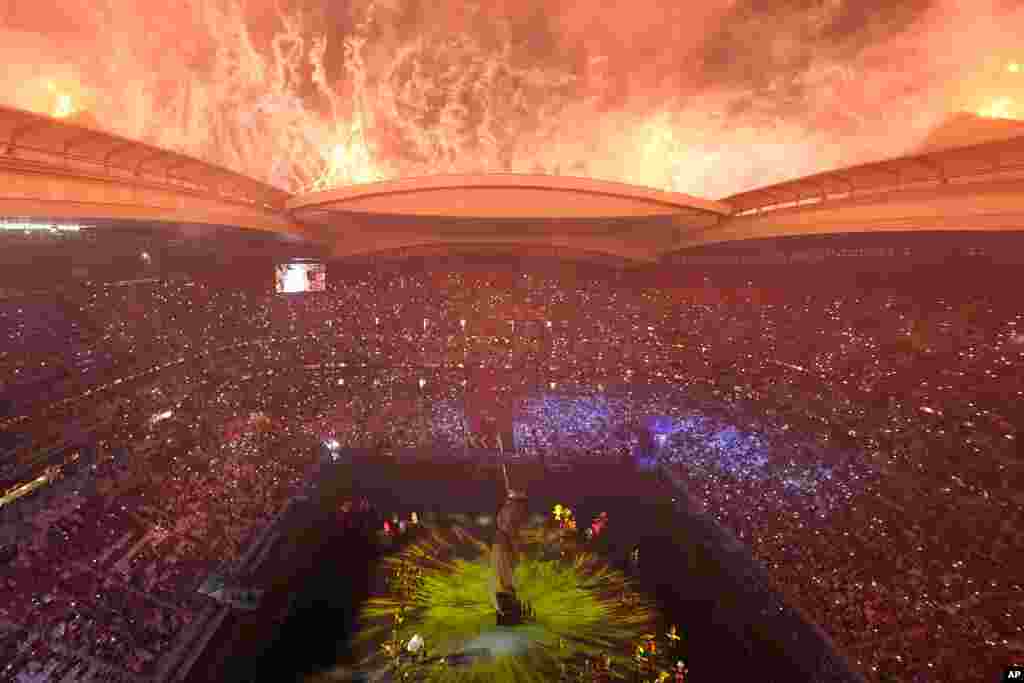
[492,464,530,626]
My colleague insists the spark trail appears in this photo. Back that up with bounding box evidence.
[1,0,1023,197]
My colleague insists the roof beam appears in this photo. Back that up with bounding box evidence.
[134,150,172,175]
[62,129,107,156]
[162,156,202,177]
[102,141,140,167]
[907,157,947,183]
[4,118,58,155]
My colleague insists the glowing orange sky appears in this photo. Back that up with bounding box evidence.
[1,0,1022,199]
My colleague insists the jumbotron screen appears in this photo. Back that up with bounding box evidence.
[275,262,326,294]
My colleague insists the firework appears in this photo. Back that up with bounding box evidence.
[9,1,1022,200]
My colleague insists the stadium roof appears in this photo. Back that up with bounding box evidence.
[283,174,732,262]
[286,174,731,220]
[0,103,290,209]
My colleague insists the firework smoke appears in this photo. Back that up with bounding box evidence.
[2,0,1023,197]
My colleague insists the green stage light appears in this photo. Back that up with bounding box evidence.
[348,522,660,682]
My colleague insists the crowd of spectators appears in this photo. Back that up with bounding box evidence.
[0,259,1020,682]
[1,353,322,679]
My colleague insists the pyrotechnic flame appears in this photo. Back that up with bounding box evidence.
[53,93,78,118]
[310,136,384,191]
[302,11,388,191]
[976,96,1018,119]
[630,112,689,191]
[8,0,1019,197]
[0,3,819,194]
[44,80,80,119]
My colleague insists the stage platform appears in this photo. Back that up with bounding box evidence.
[193,459,865,683]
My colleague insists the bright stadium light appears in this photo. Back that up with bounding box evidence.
[0,220,84,232]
